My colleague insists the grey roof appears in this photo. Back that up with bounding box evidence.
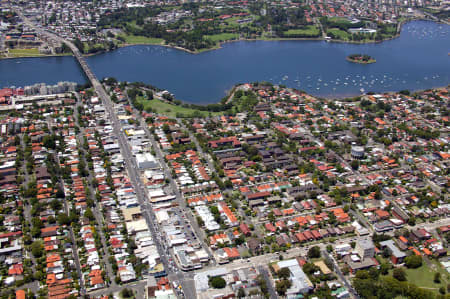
[358,238,375,250]
[380,240,407,258]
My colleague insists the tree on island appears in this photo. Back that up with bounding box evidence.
[347,54,376,64]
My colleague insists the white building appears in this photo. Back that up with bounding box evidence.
[277,259,313,297]
[136,153,159,169]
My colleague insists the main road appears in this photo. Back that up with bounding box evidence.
[16,10,195,298]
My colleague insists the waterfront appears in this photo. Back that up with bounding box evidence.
[0,20,449,103]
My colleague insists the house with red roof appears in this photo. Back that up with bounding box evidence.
[265,223,276,233]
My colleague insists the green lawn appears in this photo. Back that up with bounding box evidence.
[138,98,222,118]
[327,28,350,40]
[329,17,351,23]
[120,34,164,45]
[390,260,449,292]
[283,26,320,37]
[204,33,239,43]
[8,48,41,57]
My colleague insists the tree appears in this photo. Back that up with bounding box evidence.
[31,241,44,258]
[380,263,390,275]
[209,276,226,289]
[307,246,321,258]
[369,267,380,280]
[74,38,84,53]
[277,267,291,279]
[399,90,410,95]
[275,279,292,296]
[404,255,422,269]
[350,160,359,170]
[237,287,245,298]
[303,262,320,275]
[120,288,133,298]
[162,123,171,134]
[196,216,204,227]
[42,135,57,149]
[382,247,391,258]
[407,216,416,226]
[34,270,44,281]
[434,272,441,284]
[57,213,71,226]
[393,268,407,281]
[355,270,370,279]
[353,277,379,298]
[50,199,62,211]
[84,207,95,221]
[341,265,350,275]
[257,275,268,294]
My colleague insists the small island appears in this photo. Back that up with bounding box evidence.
[346,54,376,64]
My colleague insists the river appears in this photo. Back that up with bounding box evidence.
[0,20,448,103]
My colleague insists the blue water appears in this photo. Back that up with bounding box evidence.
[0,20,448,103]
[0,55,86,88]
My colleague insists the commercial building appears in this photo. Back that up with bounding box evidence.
[355,238,375,259]
[136,153,159,169]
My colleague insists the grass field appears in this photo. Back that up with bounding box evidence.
[390,260,449,292]
[329,17,351,23]
[5,48,71,58]
[327,28,350,40]
[8,48,42,57]
[138,98,222,118]
[283,26,320,37]
[204,33,239,43]
[120,34,164,45]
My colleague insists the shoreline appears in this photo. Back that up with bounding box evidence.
[1,18,438,59]
[160,82,450,106]
[111,17,441,55]
[129,83,450,119]
[314,83,450,101]
[116,34,402,55]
